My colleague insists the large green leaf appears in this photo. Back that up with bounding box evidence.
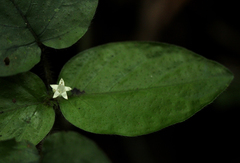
[58,42,234,136]
[41,131,111,163]
[0,72,55,145]
[0,139,39,163]
[0,0,98,76]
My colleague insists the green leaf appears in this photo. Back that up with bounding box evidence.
[58,42,234,136]
[36,0,98,48]
[0,0,98,76]
[41,131,111,163]
[0,139,39,163]
[0,72,55,145]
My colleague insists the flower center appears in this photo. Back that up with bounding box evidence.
[58,84,65,93]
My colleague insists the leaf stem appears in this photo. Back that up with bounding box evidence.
[40,46,53,91]
[36,140,43,159]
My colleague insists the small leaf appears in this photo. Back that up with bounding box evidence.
[0,139,39,163]
[0,0,98,76]
[59,42,234,136]
[41,131,111,163]
[0,72,55,145]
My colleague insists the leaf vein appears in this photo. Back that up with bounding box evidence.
[9,0,41,46]
[108,60,146,92]
[0,24,25,29]
[38,0,64,39]
[84,76,228,96]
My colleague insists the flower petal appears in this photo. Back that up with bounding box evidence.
[65,86,72,91]
[50,85,58,89]
[59,78,65,85]
[53,91,60,98]
[50,85,58,93]
[61,92,68,99]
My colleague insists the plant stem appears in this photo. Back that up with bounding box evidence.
[40,46,53,91]
[11,0,54,89]
[36,140,43,157]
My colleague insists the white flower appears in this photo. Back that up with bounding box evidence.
[50,78,72,100]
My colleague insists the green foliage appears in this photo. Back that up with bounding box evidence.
[0,0,235,162]
[58,42,233,136]
[0,132,111,163]
[0,139,39,163]
[41,132,111,163]
[0,0,98,76]
[0,72,55,145]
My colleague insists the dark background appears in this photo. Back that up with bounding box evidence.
[37,0,240,162]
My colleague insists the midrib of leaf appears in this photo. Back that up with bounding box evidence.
[78,75,230,96]
[0,23,25,29]
[1,41,37,51]
[37,0,64,39]
[0,103,41,114]
[80,54,229,94]
[9,0,42,47]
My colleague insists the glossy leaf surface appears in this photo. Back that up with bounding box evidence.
[59,42,233,136]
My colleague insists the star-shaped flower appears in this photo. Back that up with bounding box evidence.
[50,78,72,100]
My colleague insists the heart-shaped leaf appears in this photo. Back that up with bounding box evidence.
[42,131,111,163]
[58,42,233,136]
[0,0,98,76]
[0,139,39,163]
[0,72,55,145]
